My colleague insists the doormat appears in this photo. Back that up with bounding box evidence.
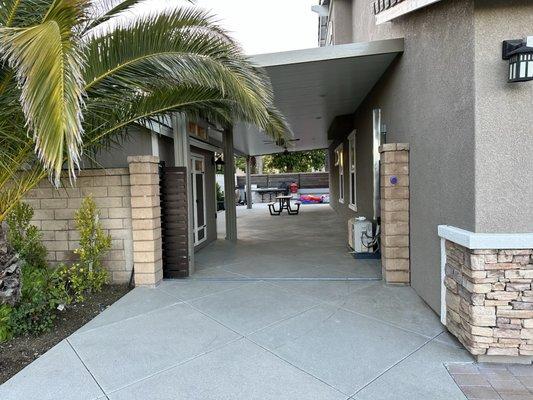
[351,251,381,260]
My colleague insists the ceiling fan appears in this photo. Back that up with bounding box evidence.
[263,138,300,147]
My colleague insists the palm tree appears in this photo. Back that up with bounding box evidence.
[0,0,289,303]
[0,0,289,219]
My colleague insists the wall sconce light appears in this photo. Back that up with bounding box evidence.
[215,156,225,173]
[502,36,533,82]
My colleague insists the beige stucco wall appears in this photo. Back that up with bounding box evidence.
[87,125,175,169]
[330,0,477,313]
[26,169,134,283]
[473,0,533,233]
[330,0,532,313]
[330,0,353,45]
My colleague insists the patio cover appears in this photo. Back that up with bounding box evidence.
[232,38,404,156]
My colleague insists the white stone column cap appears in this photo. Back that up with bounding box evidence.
[438,225,533,250]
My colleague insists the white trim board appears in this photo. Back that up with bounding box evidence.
[440,237,447,324]
[375,0,442,25]
[438,225,533,250]
[250,39,404,67]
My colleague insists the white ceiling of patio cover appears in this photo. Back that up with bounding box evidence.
[233,38,404,156]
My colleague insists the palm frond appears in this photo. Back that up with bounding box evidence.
[0,0,88,185]
[84,84,229,147]
[0,166,46,221]
[83,7,284,138]
[84,0,196,32]
[0,0,55,27]
[0,1,291,220]
[83,81,290,155]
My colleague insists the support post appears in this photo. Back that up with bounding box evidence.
[223,126,237,242]
[256,155,263,174]
[172,113,195,273]
[246,156,252,209]
[151,132,159,158]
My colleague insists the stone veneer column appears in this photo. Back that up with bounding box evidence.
[379,143,410,284]
[445,241,533,360]
[128,156,163,287]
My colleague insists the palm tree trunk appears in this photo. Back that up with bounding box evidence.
[0,221,21,306]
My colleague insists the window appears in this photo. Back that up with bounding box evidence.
[188,121,208,141]
[348,131,357,211]
[335,143,344,203]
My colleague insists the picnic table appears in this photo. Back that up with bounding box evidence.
[252,187,287,202]
[268,195,301,216]
[243,187,286,205]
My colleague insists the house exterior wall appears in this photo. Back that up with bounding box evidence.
[473,0,533,233]
[158,135,175,167]
[88,125,175,169]
[329,0,353,45]
[329,0,477,313]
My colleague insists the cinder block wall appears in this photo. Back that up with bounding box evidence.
[25,168,134,283]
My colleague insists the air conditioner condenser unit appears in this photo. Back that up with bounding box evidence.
[348,217,374,253]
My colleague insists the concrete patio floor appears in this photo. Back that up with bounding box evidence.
[1,204,473,399]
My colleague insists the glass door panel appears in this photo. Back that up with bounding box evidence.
[191,154,207,246]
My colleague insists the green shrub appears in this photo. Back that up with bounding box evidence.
[0,305,13,342]
[1,197,111,340]
[8,264,65,336]
[216,182,224,202]
[6,202,47,269]
[55,197,111,302]
[2,202,66,339]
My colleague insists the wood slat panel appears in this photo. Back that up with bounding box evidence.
[160,166,189,279]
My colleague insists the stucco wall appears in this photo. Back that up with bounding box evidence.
[330,0,353,44]
[473,0,533,233]
[333,0,477,313]
[88,125,153,169]
[329,138,352,221]
[328,128,375,225]
[86,125,175,169]
[158,135,175,167]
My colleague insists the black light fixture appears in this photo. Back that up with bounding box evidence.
[214,156,225,172]
[502,36,533,83]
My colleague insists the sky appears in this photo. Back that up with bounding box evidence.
[139,0,319,55]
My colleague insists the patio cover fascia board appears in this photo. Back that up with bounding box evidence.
[232,38,404,157]
[251,38,404,67]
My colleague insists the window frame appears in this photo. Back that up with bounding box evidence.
[348,131,357,211]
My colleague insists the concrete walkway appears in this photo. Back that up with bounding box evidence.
[1,204,473,399]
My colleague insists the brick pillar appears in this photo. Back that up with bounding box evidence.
[379,143,410,284]
[128,156,163,287]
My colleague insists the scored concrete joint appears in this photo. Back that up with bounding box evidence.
[128,155,163,287]
[379,143,410,284]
